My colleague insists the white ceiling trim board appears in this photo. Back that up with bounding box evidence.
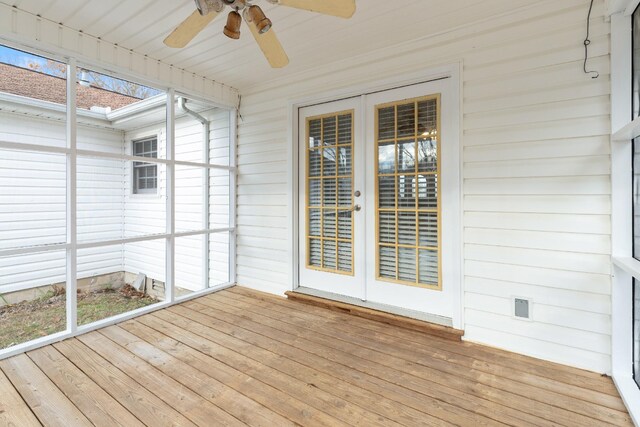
[0,3,239,108]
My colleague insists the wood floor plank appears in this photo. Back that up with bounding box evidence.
[0,366,41,427]
[98,325,295,427]
[0,287,631,427]
[27,345,145,427]
[169,302,549,427]
[122,318,376,427]
[115,321,341,427]
[76,331,245,427]
[189,297,623,427]
[217,289,631,425]
[143,311,490,427]
[140,309,399,427]
[133,312,460,427]
[285,290,464,340]
[0,354,93,427]
[230,285,621,397]
[205,294,632,427]
[53,339,198,427]
[227,287,626,412]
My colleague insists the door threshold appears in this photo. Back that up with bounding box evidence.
[287,287,463,341]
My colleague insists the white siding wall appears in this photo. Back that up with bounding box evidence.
[1,106,231,295]
[76,126,125,280]
[236,0,612,372]
[123,108,231,291]
[0,111,125,292]
[122,124,167,285]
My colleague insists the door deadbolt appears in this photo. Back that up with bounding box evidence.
[354,190,361,197]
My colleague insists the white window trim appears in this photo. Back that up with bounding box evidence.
[610,3,640,424]
[131,134,160,196]
[0,47,238,360]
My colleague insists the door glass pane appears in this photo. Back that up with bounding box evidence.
[322,178,336,206]
[337,242,352,272]
[306,111,354,274]
[338,147,352,175]
[418,99,438,172]
[337,114,352,145]
[397,139,416,173]
[376,96,440,288]
[338,178,352,206]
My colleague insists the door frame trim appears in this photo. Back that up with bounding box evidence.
[287,62,464,328]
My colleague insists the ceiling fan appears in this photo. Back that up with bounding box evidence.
[164,0,356,68]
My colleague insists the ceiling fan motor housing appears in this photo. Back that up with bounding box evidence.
[195,0,225,16]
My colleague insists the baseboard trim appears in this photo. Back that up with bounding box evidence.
[286,289,464,341]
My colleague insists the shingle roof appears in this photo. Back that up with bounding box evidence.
[0,62,141,110]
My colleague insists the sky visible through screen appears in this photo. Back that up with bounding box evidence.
[0,45,49,69]
[0,44,161,99]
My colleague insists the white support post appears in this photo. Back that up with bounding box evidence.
[229,109,238,284]
[66,59,78,334]
[165,90,175,303]
[611,10,633,374]
[203,142,210,290]
[610,10,640,426]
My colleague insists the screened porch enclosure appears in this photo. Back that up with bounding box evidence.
[2,0,640,425]
[0,50,235,352]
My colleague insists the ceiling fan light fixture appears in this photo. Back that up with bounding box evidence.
[223,10,242,39]
[248,5,272,34]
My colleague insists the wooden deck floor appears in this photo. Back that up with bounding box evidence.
[0,286,633,427]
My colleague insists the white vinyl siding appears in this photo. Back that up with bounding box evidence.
[0,107,230,294]
[235,0,612,372]
[123,109,231,290]
[0,111,125,292]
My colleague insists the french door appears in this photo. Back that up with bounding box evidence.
[298,78,459,321]
[298,98,365,298]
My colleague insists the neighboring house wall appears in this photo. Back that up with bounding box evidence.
[236,0,612,372]
[0,111,124,292]
[123,108,232,291]
[0,106,231,296]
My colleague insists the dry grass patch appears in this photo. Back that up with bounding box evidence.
[0,285,157,349]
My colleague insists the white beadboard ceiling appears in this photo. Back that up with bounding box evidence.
[2,0,537,91]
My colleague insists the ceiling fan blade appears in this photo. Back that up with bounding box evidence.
[246,19,289,68]
[276,0,355,18]
[164,9,219,48]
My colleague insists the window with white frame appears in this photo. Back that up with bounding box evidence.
[132,136,158,194]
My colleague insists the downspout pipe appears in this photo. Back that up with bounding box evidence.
[178,97,210,290]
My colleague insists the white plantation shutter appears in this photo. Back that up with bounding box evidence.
[306,112,354,274]
[376,96,440,287]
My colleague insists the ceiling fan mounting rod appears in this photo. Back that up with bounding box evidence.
[222,0,249,11]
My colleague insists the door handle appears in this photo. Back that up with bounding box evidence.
[350,204,361,212]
